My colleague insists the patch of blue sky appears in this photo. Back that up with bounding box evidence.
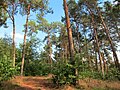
[0,0,64,47]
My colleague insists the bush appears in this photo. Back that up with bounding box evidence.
[104,68,120,80]
[79,70,102,80]
[52,61,77,85]
[79,68,120,81]
[79,71,93,79]
[24,61,51,76]
[0,58,17,82]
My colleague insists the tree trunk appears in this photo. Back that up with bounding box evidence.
[86,3,104,76]
[63,0,76,85]
[103,48,109,73]
[76,23,81,53]
[101,53,106,73]
[12,3,16,67]
[21,4,30,76]
[94,46,98,70]
[96,6,120,71]
[65,44,68,62]
[12,17,16,67]
[47,33,52,64]
[63,0,75,61]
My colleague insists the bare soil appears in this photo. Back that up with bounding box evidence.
[1,75,120,90]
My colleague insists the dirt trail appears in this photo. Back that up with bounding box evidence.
[1,75,75,90]
[2,75,58,90]
[1,75,120,90]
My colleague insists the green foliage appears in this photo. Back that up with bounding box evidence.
[24,61,51,76]
[92,71,103,79]
[0,58,17,82]
[19,0,50,16]
[79,71,93,79]
[0,36,19,83]
[0,1,8,27]
[104,68,120,80]
[52,61,77,85]
[79,69,120,81]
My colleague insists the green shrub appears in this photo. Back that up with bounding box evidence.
[0,58,17,82]
[79,68,120,81]
[79,70,103,80]
[79,71,93,79]
[52,61,77,85]
[104,68,120,80]
[24,61,51,76]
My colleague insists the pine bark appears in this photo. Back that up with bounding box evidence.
[63,0,75,60]
[12,2,16,67]
[47,33,52,64]
[63,0,76,85]
[21,4,30,76]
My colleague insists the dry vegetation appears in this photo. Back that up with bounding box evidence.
[1,75,120,90]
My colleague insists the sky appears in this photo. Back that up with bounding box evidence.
[0,0,64,46]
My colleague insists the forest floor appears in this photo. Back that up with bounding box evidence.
[1,74,120,90]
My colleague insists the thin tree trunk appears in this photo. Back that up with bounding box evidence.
[86,2,104,76]
[65,44,68,62]
[12,3,16,67]
[63,0,76,85]
[21,4,30,76]
[94,46,98,70]
[83,25,92,70]
[12,18,16,67]
[102,53,106,73]
[61,44,65,60]
[48,33,52,64]
[103,48,109,73]
[76,23,81,53]
[96,6,120,71]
